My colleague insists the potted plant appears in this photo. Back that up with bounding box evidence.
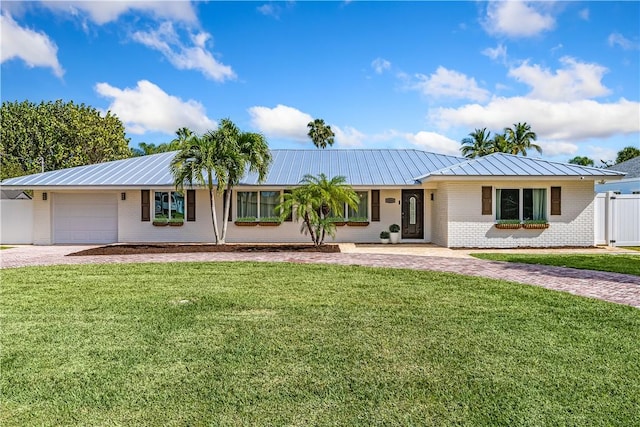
[168,218,184,226]
[379,231,390,244]
[234,216,258,226]
[389,224,400,244]
[327,216,347,226]
[347,216,369,226]
[258,217,282,226]
[495,219,521,229]
[523,219,549,229]
[152,217,169,226]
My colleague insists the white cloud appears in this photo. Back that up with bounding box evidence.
[248,104,313,141]
[578,8,589,21]
[404,131,461,156]
[333,126,366,147]
[508,57,610,101]
[484,1,555,38]
[608,33,639,50]
[588,146,618,165]
[257,3,281,18]
[411,67,490,102]
[95,80,216,135]
[42,1,197,25]
[132,22,235,82]
[538,141,578,157]
[430,96,640,142]
[482,44,507,62]
[0,12,64,77]
[371,57,391,74]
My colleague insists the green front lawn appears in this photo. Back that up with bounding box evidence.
[2,262,639,425]
[0,246,12,250]
[472,253,640,276]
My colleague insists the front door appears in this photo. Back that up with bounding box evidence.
[401,189,424,239]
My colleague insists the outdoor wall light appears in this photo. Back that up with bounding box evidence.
[121,192,126,201]
[42,192,48,201]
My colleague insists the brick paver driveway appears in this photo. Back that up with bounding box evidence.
[1,245,639,309]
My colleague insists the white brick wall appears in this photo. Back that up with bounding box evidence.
[441,180,595,248]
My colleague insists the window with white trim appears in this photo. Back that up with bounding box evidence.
[237,191,281,219]
[347,191,369,219]
[496,188,547,221]
[154,191,184,220]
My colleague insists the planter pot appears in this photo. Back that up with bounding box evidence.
[495,223,522,229]
[152,221,169,227]
[168,222,184,227]
[380,238,390,244]
[259,221,281,226]
[389,232,400,244]
[347,221,369,226]
[331,222,347,226]
[235,221,258,226]
[523,223,549,229]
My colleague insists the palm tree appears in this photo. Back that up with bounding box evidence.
[307,119,335,149]
[460,128,493,158]
[170,127,196,150]
[504,122,541,156]
[215,119,271,243]
[170,120,271,244]
[278,174,359,245]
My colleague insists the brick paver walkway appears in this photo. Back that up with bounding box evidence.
[1,245,639,309]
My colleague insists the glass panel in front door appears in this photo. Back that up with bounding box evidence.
[409,196,416,225]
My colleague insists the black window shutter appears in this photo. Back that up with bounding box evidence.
[283,189,292,221]
[187,190,196,221]
[481,186,492,215]
[551,187,561,215]
[141,190,150,221]
[223,190,232,221]
[371,190,380,222]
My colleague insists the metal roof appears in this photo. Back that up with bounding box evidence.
[2,150,624,189]
[0,149,465,188]
[418,153,625,180]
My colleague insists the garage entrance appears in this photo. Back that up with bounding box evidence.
[53,193,118,244]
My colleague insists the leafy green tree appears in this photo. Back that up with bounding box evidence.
[460,128,493,158]
[133,128,197,156]
[277,174,359,246]
[1,100,131,179]
[307,118,335,149]
[489,132,510,154]
[615,146,640,164]
[170,120,271,244]
[504,122,542,156]
[568,156,595,167]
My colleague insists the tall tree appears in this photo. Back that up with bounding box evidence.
[615,146,640,164]
[460,128,493,158]
[277,174,359,246]
[1,100,131,179]
[170,120,271,244]
[568,156,595,167]
[504,122,542,156]
[307,119,335,149]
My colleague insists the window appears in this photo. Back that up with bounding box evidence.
[237,191,281,219]
[260,191,279,218]
[496,189,519,220]
[348,191,368,219]
[523,189,546,221]
[237,191,257,218]
[496,188,547,221]
[154,191,184,220]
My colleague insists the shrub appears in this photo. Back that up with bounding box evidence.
[389,224,400,233]
[380,231,390,239]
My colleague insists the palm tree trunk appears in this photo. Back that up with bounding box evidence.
[303,212,317,246]
[207,172,221,244]
[220,185,232,244]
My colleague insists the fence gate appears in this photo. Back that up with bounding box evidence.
[596,192,640,246]
[611,194,640,246]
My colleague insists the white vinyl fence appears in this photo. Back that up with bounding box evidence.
[0,199,34,244]
[595,192,640,246]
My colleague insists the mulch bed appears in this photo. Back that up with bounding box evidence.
[68,244,341,256]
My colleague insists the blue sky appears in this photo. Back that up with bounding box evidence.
[1,1,639,163]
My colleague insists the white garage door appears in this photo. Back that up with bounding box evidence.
[53,193,118,244]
